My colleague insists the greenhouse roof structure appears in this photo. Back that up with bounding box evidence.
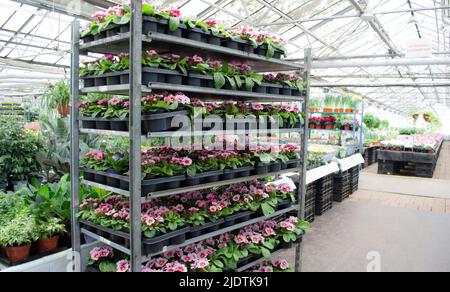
[0,0,449,118]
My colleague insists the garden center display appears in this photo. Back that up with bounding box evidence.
[70,2,310,273]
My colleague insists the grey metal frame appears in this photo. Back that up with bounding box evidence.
[70,0,310,273]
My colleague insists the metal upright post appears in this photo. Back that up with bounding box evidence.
[129,0,143,272]
[295,48,312,272]
[70,20,81,272]
[359,98,365,155]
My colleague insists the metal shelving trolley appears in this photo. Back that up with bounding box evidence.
[70,1,311,272]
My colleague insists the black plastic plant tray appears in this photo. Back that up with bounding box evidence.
[276,199,293,211]
[220,166,254,180]
[80,220,189,255]
[81,168,187,195]
[221,210,256,228]
[184,169,224,186]
[236,254,257,268]
[187,219,225,239]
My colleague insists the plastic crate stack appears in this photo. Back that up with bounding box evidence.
[350,166,360,194]
[304,182,316,223]
[333,170,351,203]
[315,175,334,215]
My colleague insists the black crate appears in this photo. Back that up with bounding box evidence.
[304,203,315,223]
[315,191,333,216]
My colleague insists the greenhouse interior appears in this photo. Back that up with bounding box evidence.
[0,0,449,274]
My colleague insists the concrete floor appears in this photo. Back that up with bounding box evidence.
[278,145,450,272]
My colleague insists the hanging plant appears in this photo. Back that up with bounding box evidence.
[43,81,71,117]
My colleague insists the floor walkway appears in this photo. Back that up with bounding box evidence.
[279,143,450,272]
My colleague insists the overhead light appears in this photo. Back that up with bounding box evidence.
[361,0,375,22]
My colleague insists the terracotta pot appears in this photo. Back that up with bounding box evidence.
[344,126,351,131]
[345,109,352,113]
[5,245,31,262]
[37,236,60,253]
[58,101,71,117]
[325,124,334,130]
[309,123,315,128]
[316,125,323,129]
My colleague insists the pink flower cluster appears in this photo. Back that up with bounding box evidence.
[90,246,114,261]
[86,150,105,161]
[230,27,287,46]
[278,217,299,232]
[251,259,290,272]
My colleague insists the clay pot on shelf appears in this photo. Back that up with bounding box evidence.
[5,245,31,262]
[37,236,60,253]
[325,124,335,130]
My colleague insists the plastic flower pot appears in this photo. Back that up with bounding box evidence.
[221,169,236,180]
[287,159,301,169]
[253,84,268,94]
[237,255,254,267]
[208,35,222,46]
[81,118,96,129]
[240,42,254,54]
[81,35,94,44]
[94,77,107,87]
[82,170,95,182]
[185,27,204,41]
[120,24,130,34]
[95,120,111,130]
[254,44,268,57]
[81,77,95,88]
[273,49,283,60]
[37,236,60,253]
[5,245,31,263]
[94,173,107,185]
[267,84,281,95]
[105,170,121,188]
[106,26,120,37]
[280,85,292,96]
[279,241,293,249]
[93,31,106,41]
[106,74,121,86]
[276,199,292,211]
[221,39,240,50]
[187,219,224,239]
[143,16,165,34]
[110,120,128,132]
[222,211,255,227]
[255,162,269,175]
[270,161,282,172]
[237,167,253,178]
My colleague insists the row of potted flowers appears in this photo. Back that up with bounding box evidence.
[78,180,298,254]
[81,3,287,59]
[379,134,443,153]
[309,117,360,131]
[87,216,307,272]
[80,144,301,193]
[78,93,304,132]
[80,51,306,97]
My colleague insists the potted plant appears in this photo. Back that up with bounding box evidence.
[35,217,67,253]
[323,95,334,113]
[322,116,336,130]
[42,80,71,117]
[0,210,37,262]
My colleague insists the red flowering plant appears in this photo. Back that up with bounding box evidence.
[141,204,186,238]
[276,216,310,243]
[251,259,291,272]
[142,92,190,113]
[185,55,210,75]
[142,4,182,32]
[87,246,121,273]
[264,73,306,91]
[141,148,193,178]
[77,195,130,231]
[277,144,300,163]
[103,97,130,119]
[81,4,130,38]
[142,50,187,74]
[80,150,109,171]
